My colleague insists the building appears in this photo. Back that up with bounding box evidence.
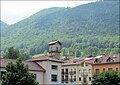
[61,58,95,85]
[61,54,120,85]
[0,41,63,84]
[92,54,120,74]
[62,59,79,84]
[77,58,95,85]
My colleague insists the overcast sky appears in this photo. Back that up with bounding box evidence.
[1,1,96,25]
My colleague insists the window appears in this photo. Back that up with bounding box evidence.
[65,75,68,83]
[83,78,86,83]
[81,63,84,67]
[86,63,88,66]
[51,65,58,70]
[108,68,112,71]
[103,68,105,72]
[89,77,91,81]
[61,76,64,83]
[95,69,100,74]
[74,69,76,74]
[79,70,81,74]
[83,69,87,76]
[56,47,58,51]
[50,47,53,52]
[79,77,81,81]
[89,69,91,74]
[51,74,57,82]
[116,68,118,71]
[65,69,68,74]
[62,69,64,74]
[74,76,76,81]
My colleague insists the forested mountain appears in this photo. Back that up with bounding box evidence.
[1,1,119,57]
[0,20,9,28]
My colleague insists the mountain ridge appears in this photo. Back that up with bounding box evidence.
[1,1,119,57]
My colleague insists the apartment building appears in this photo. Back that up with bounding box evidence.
[77,58,95,85]
[92,54,120,74]
[61,58,94,85]
[62,59,78,84]
[0,41,63,84]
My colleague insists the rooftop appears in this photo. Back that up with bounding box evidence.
[0,58,45,72]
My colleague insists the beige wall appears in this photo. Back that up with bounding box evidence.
[77,62,92,85]
[62,62,92,85]
[37,60,62,84]
[62,65,78,84]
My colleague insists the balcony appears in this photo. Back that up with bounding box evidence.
[64,79,68,83]
[81,72,88,77]
[81,82,88,85]
[69,71,76,75]
[61,71,68,75]
[69,78,74,82]
[64,71,68,75]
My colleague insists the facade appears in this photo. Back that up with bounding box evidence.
[61,54,120,85]
[62,59,78,84]
[0,41,62,84]
[61,58,94,85]
[0,59,45,84]
[92,54,120,74]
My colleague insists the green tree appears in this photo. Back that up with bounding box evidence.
[3,47,30,60]
[92,71,120,85]
[2,57,39,85]
[3,47,20,59]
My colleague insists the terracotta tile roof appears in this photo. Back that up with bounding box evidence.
[62,54,120,66]
[48,40,62,45]
[62,58,84,66]
[27,56,63,63]
[93,54,120,64]
[85,58,96,64]
[0,58,45,72]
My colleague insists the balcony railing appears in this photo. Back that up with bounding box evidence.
[61,71,68,75]
[69,71,76,75]
[64,71,68,75]
[81,82,88,85]
[69,78,74,82]
[81,72,88,77]
[64,79,68,83]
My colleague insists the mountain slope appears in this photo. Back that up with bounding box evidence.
[1,1,119,56]
[0,21,9,28]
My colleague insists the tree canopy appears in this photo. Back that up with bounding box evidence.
[3,47,30,60]
[92,71,120,85]
[2,57,39,85]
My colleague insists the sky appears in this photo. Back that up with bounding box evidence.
[1,1,96,25]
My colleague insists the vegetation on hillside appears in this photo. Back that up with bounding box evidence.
[1,1,119,57]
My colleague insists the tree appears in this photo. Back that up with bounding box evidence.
[3,47,30,60]
[92,71,120,85]
[3,47,20,59]
[2,57,39,85]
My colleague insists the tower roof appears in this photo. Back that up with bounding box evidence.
[48,40,62,45]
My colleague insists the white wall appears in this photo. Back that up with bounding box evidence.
[37,61,62,84]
